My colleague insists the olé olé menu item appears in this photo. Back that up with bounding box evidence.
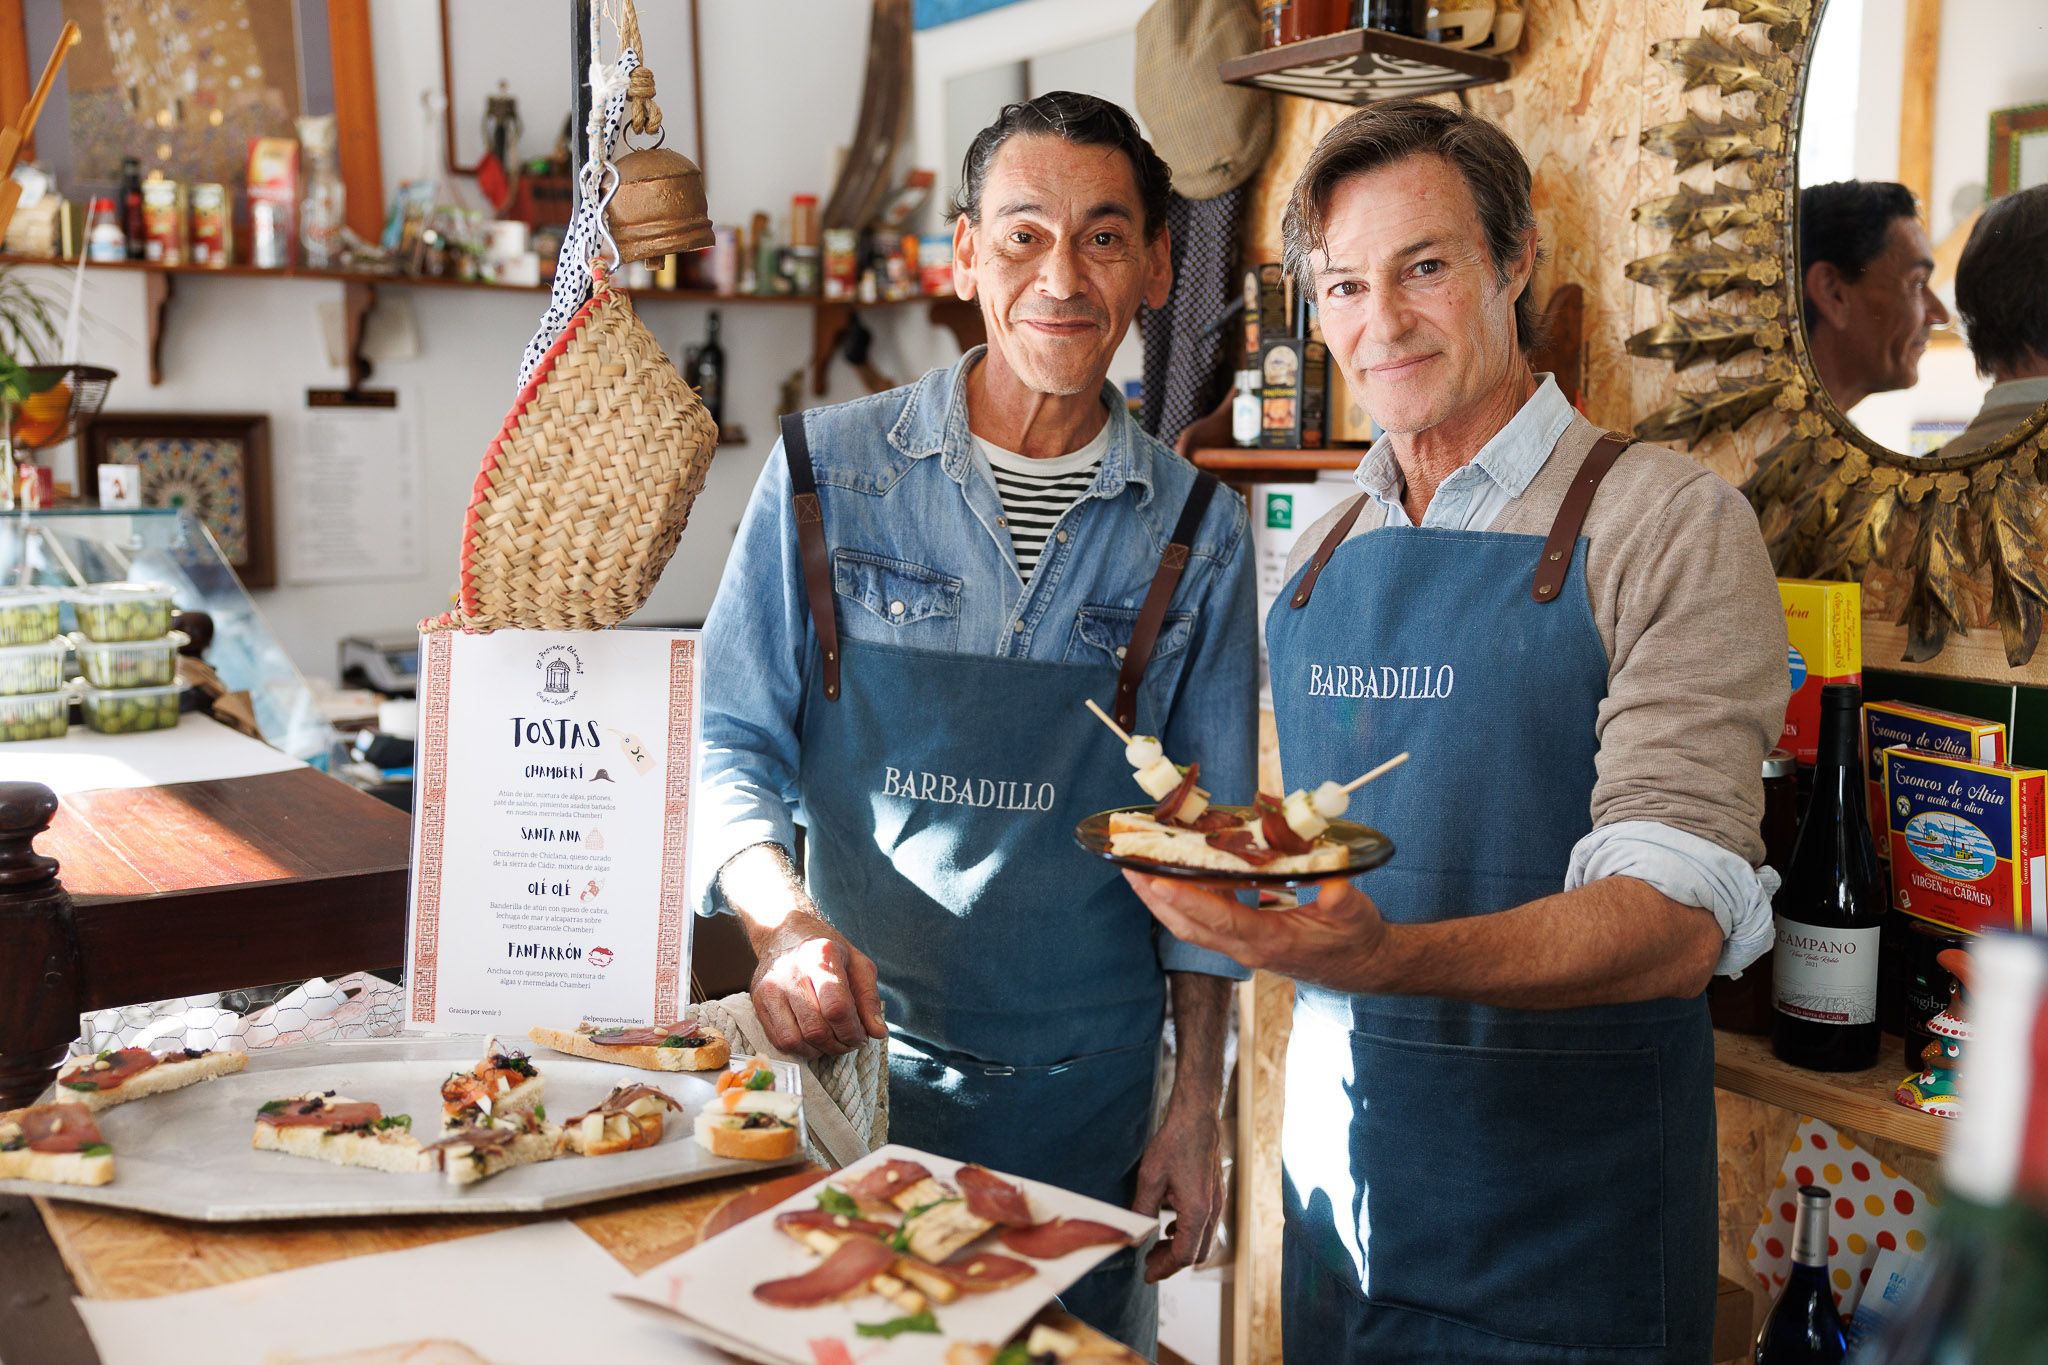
[1883,747,2047,935]
[1105,727,1351,875]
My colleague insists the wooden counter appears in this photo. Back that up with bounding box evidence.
[1712,1029,1947,1158]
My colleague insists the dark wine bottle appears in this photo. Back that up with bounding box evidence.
[1773,683,1884,1071]
[1857,934,2048,1362]
[119,157,146,262]
[692,309,725,428]
[1755,1186,1846,1364]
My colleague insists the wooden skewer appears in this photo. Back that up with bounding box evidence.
[1341,752,1410,793]
[1083,697,1131,744]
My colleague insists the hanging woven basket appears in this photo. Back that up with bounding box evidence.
[421,0,714,634]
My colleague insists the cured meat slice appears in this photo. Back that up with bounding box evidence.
[1187,809,1240,833]
[956,1164,1034,1227]
[775,1208,898,1241]
[843,1158,933,1204]
[257,1097,385,1131]
[1260,808,1316,856]
[1153,763,1202,823]
[998,1218,1132,1259]
[752,1235,897,1307]
[584,1023,702,1046]
[59,1048,158,1091]
[18,1104,105,1153]
[919,1251,1037,1292]
[1204,829,1284,867]
[596,1084,681,1114]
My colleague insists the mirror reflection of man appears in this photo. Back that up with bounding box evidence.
[1949,185,2048,459]
[1800,180,1951,412]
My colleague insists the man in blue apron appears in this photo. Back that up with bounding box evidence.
[696,92,1257,1355]
[1125,100,1790,1362]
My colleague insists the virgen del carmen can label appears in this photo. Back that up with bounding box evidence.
[1882,747,2047,935]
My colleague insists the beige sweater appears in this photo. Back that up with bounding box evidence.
[1284,411,1789,868]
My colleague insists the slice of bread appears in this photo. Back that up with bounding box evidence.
[692,1112,798,1161]
[433,1125,562,1186]
[56,1048,248,1113]
[0,1145,114,1186]
[0,1104,114,1186]
[527,1022,730,1072]
[438,1045,546,1134]
[252,1114,430,1175]
[1107,811,1350,875]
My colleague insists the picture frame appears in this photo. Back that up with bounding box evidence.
[1989,101,2048,198]
[79,413,275,590]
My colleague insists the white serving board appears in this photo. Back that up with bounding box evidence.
[619,1143,1156,1365]
[0,1034,805,1220]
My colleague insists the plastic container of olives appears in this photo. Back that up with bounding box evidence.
[71,583,175,643]
[0,687,69,741]
[69,630,187,690]
[76,680,183,735]
[0,586,62,646]
[0,639,67,696]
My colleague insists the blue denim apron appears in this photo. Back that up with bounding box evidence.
[1263,436,1717,1362]
[781,414,1219,1355]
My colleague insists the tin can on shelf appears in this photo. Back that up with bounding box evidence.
[189,183,233,266]
[140,178,187,266]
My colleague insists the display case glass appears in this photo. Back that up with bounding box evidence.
[2,508,333,760]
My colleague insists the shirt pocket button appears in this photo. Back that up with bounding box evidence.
[889,600,906,617]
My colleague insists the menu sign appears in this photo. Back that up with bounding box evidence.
[405,628,698,1033]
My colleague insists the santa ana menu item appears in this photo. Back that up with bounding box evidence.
[1773,684,1885,1072]
[405,628,700,1035]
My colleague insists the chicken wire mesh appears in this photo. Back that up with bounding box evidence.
[73,973,406,1061]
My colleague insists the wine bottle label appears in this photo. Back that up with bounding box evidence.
[1773,917,1881,1024]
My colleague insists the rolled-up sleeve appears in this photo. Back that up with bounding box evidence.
[1155,494,1259,981]
[1584,467,1789,975]
[693,442,813,915]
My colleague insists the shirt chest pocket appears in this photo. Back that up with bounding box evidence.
[1064,605,1195,669]
[834,549,962,650]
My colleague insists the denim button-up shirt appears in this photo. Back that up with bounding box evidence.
[696,350,1257,979]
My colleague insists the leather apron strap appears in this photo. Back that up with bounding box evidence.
[1112,472,1219,731]
[1288,493,1370,610]
[1530,430,1634,603]
[782,412,842,702]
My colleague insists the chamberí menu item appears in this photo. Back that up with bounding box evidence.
[405,628,699,1034]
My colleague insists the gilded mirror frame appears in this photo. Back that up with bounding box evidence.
[1629,0,2048,669]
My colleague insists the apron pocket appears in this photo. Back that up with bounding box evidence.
[1349,1030,1669,1350]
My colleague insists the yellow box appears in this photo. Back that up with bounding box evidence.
[1778,579,1862,764]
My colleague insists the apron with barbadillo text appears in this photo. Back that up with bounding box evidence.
[1264,432,1718,1363]
[780,412,1219,1353]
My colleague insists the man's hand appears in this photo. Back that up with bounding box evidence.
[1133,1095,1223,1282]
[748,911,888,1058]
[1127,872,1390,994]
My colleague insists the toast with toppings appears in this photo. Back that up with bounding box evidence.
[1106,809,1349,876]
[561,1082,681,1156]
[946,1314,1144,1364]
[692,1058,799,1160]
[53,1045,247,1113]
[425,1112,563,1186]
[251,1092,430,1174]
[0,1103,114,1186]
[527,1019,730,1071]
[438,1037,544,1133]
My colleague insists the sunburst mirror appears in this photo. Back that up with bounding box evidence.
[1629,0,2048,671]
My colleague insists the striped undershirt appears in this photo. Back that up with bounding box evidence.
[975,424,1110,581]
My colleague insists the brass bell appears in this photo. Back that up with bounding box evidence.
[608,145,713,262]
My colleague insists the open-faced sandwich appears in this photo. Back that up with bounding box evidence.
[560,1081,681,1156]
[1106,732,1351,876]
[53,1044,247,1113]
[692,1058,799,1161]
[527,1019,730,1071]
[0,1102,114,1186]
[946,1313,1146,1364]
[423,1110,563,1187]
[438,1037,544,1133]
[251,1091,429,1174]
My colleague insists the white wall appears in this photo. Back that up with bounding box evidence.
[30,0,960,679]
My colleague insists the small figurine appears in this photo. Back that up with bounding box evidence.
[1895,947,1972,1119]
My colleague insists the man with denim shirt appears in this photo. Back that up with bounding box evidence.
[694,93,1256,1354]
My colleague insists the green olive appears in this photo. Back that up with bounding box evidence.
[0,601,60,646]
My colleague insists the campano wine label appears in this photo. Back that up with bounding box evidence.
[1772,917,1881,1025]
[1862,701,2005,859]
[1883,747,2047,935]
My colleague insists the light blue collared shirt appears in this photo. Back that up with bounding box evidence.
[1350,375,1777,977]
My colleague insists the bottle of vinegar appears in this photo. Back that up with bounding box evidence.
[1773,683,1884,1071]
[1755,1186,1846,1364]
[693,310,726,429]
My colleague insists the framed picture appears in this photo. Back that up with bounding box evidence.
[79,413,275,590]
[1989,102,2048,198]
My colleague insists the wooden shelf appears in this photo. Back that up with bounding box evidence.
[1713,1028,1949,1157]
[1219,28,1510,106]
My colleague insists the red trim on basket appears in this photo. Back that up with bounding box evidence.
[447,280,614,626]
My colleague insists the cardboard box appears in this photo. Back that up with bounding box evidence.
[1326,357,1378,446]
[1883,747,2046,934]
[1863,701,2005,857]
[1245,263,1287,357]
[1778,579,1861,763]
[1258,337,1329,449]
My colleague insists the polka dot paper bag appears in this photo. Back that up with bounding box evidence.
[1746,1118,1939,1319]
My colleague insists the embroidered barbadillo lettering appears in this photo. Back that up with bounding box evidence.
[1305,664,1455,700]
[881,766,1056,811]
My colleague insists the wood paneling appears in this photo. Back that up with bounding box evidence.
[1897,0,1942,210]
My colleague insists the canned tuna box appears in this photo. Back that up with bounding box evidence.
[1863,700,2005,857]
[1882,747,2046,935]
